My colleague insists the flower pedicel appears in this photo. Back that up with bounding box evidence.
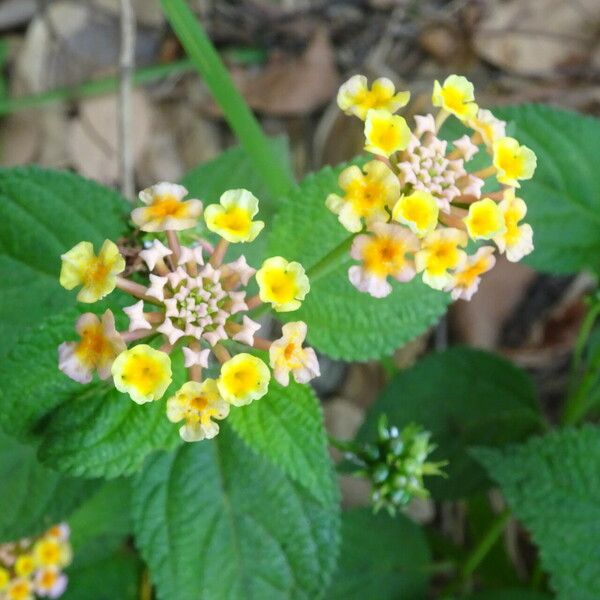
[328,73,537,301]
[58,184,320,443]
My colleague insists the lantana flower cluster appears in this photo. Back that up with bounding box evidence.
[0,525,71,600]
[329,74,537,300]
[58,184,320,443]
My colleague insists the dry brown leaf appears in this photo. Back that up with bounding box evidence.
[68,91,152,186]
[473,0,599,77]
[215,28,340,117]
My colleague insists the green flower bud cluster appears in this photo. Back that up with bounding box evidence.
[345,416,446,515]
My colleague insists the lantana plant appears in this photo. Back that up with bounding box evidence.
[328,74,537,300]
[58,184,319,442]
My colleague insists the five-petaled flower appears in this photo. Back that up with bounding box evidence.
[337,75,410,120]
[218,353,271,406]
[58,310,125,384]
[415,228,468,290]
[432,74,478,121]
[132,182,202,232]
[60,240,125,303]
[493,137,537,187]
[364,109,411,157]
[326,161,399,233]
[204,188,264,243]
[166,379,229,442]
[269,322,320,386]
[349,222,418,298]
[256,257,310,312]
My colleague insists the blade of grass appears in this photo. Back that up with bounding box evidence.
[160,0,294,199]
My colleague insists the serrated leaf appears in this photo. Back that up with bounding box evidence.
[267,164,449,361]
[0,167,128,354]
[38,367,183,479]
[494,105,600,275]
[228,377,335,505]
[474,426,600,600]
[0,309,183,479]
[327,508,430,600]
[0,431,99,542]
[360,347,544,499]
[132,425,340,600]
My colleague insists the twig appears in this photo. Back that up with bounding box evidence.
[118,0,136,201]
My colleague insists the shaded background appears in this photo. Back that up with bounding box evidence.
[0,0,596,571]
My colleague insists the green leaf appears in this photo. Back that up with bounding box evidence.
[0,166,128,354]
[38,374,183,479]
[360,347,544,499]
[0,431,99,542]
[327,508,431,600]
[181,137,291,210]
[475,426,600,600]
[228,377,335,505]
[494,104,600,275]
[132,426,340,600]
[267,164,449,361]
[0,309,183,479]
[63,480,142,600]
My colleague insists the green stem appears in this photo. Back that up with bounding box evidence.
[160,0,294,199]
[462,508,511,582]
[572,299,600,377]
[306,235,355,283]
[562,348,600,426]
[0,59,194,116]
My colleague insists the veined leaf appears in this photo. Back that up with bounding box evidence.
[132,426,340,600]
[360,347,544,499]
[267,164,449,361]
[228,377,335,505]
[475,426,600,600]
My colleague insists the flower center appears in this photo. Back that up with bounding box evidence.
[148,195,186,219]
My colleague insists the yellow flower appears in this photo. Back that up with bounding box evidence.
[468,108,506,146]
[6,578,33,600]
[256,257,310,312]
[326,160,400,232]
[204,189,264,243]
[0,566,10,591]
[166,379,229,442]
[415,228,468,290]
[112,344,172,404]
[33,536,71,569]
[449,246,496,301]
[60,239,125,303]
[432,75,478,121]
[337,75,410,120]
[493,137,537,187]
[463,198,506,241]
[269,322,320,386]
[364,109,411,157]
[59,310,125,384]
[349,222,419,298]
[14,554,36,578]
[217,353,271,407]
[494,189,534,262]
[132,182,202,232]
[392,190,439,237]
